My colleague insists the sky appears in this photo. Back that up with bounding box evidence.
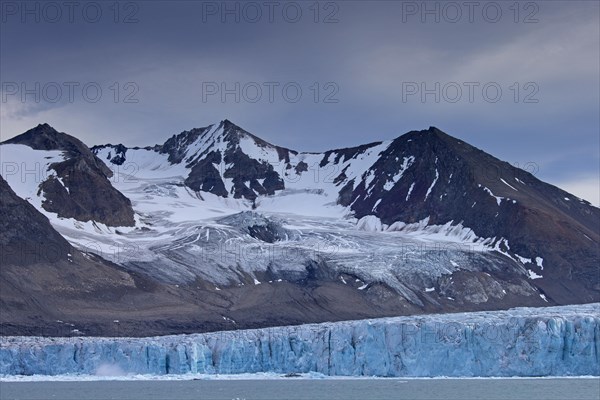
[1,0,599,205]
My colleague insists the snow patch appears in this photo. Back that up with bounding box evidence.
[356,215,383,232]
[515,254,532,265]
[383,156,415,191]
[405,182,415,201]
[424,169,439,200]
[500,178,518,191]
[372,199,382,211]
[479,184,503,206]
[527,270,543,280]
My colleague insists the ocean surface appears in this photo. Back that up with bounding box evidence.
[1,378,599,400]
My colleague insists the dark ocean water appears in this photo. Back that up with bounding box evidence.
[1,378,599,400]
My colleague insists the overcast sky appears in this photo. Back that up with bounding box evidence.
[1,0,598,205]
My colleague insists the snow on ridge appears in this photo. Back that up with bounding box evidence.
[327,141,391,190]
[238,134,281,164]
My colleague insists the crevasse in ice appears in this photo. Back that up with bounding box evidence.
[1,304,598,377]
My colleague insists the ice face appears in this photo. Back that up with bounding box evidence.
[1,304,598,377]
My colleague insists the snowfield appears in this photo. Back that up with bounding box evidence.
[1,303,598,377]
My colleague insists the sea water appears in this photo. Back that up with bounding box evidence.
[1,378,599,400]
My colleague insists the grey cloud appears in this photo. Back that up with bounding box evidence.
[1,0,598,204]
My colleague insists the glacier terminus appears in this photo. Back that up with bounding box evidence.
[1,304,598,378]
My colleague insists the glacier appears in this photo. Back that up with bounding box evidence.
[1,304,598,377]
[0,132,558,308]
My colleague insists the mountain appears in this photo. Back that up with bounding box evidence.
[340,127,600,304]
[92,120,295,202]
[0,175,192,336]
[1,120,598,336]
[0,175,71,266]
[92,120,599,302]
[0,174,416,337]
[3,124,135,227]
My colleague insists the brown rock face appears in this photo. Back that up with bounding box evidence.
[342,127,599,305]
[0,175,71,266]
[2,124,135,227]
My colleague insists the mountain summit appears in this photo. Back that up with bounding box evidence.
[2,124,135,226]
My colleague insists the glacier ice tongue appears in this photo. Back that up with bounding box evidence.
[1,304,598,377]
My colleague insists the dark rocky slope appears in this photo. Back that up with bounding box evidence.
[341,127,599,304]
[2,124,135,226]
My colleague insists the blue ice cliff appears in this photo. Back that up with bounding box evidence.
[1,304,598,377]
